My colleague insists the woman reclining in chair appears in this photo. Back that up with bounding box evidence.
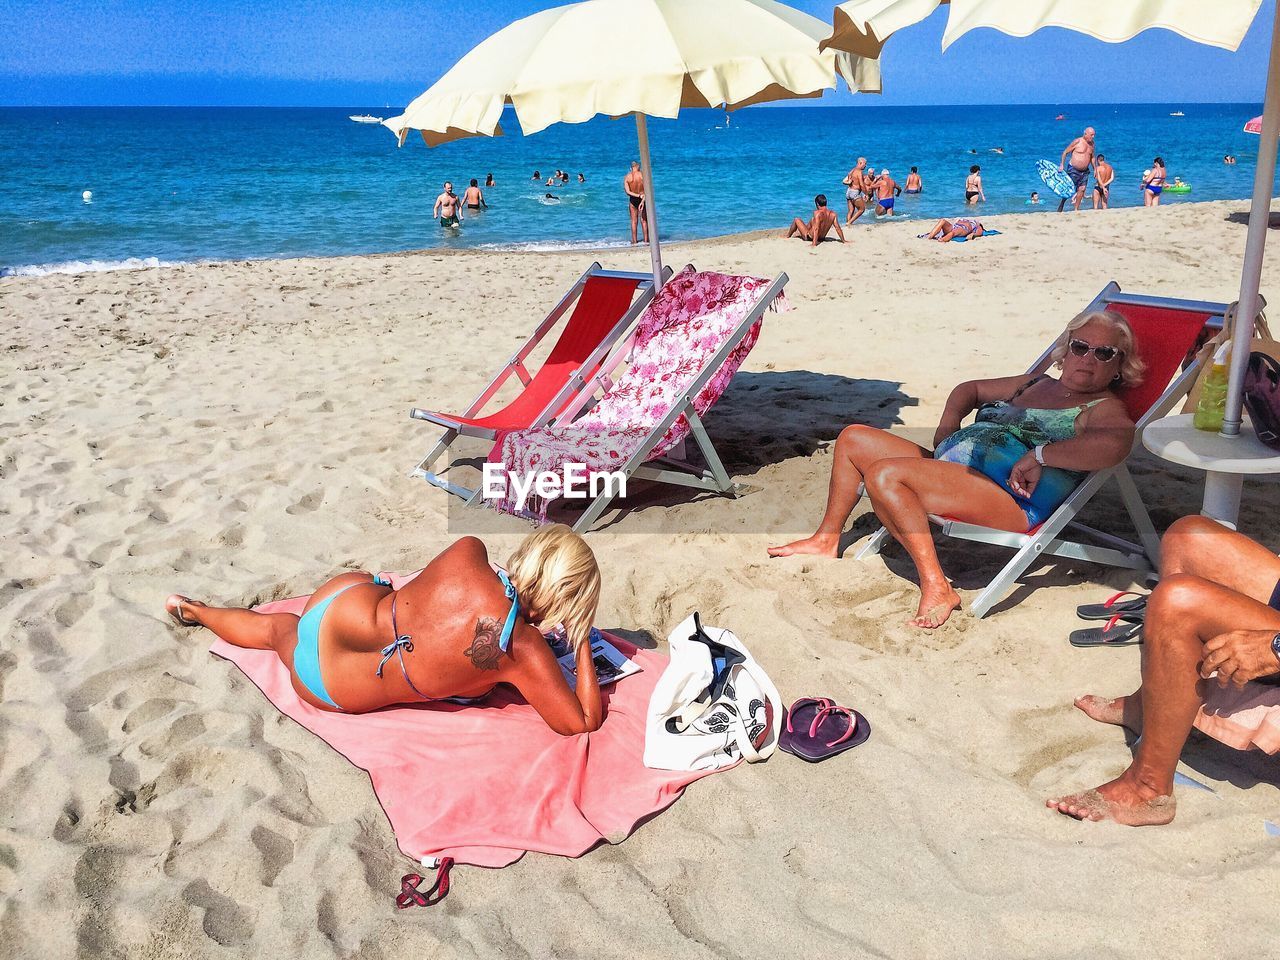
[166,525,604,735]
[769,310,1143,628]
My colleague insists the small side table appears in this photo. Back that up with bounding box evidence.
[1142,413,1280,528]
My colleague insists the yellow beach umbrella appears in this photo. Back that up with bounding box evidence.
[821,0,1274,522]
[384,0,881,287]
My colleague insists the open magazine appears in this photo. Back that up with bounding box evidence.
[546,627,641,690]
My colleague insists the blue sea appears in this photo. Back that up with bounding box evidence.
[0,103,1274,276]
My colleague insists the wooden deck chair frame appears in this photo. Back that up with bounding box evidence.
[854,282,1228,618]
[558,273,790,532]
[407,262,669,502]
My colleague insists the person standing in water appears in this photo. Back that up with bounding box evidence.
[964,165,985,204]
[463,179,487,212]
[623,161,649,245]
[1143,157,1167,207]
[843,157,870,225]
[874,169,899,217]
[904,167,923,194]
[433,182,463,230]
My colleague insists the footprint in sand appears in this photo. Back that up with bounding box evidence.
[285,491,323,515]
[181,879,254,947]
[250,825,294,887]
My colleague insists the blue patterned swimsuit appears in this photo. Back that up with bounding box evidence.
[934,376,1102,529]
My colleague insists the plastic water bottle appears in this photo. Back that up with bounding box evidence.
[1193,344,1230,432]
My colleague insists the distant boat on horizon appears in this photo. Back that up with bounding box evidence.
[349,114,384,124]
[1170,110,1186,117]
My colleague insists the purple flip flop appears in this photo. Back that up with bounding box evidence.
[779,697,871,763]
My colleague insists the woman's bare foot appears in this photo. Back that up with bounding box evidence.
[767,532,840,559]
[1046,771,1175,826]
[165,595,206,627]
[909,583,962,628]
[1074,693,1142,733]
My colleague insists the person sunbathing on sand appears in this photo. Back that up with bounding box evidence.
[768,310,1140,628]
[783,194,847,246]
[922,217,984,242]
[1047,517,1280,826]
[166,525,604,735]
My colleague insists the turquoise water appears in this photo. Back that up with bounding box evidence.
[0,103,1274,275]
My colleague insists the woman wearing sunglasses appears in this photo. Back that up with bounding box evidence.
[769,310,1144,628]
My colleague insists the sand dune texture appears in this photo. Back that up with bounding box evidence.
[3,200,1278,958]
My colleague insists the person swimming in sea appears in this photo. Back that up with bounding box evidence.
[166,526,606,734]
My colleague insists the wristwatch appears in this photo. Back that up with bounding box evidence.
[1033,444,1047,466]
[1272,632,1280,666]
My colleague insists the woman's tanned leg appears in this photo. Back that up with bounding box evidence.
[174,600,298,652]
[768,426,926,559]
[1048,574,1280,826]
[861,459,1027,627]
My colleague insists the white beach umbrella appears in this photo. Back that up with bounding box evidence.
[383,0,881,288]
[821,0,1274,510]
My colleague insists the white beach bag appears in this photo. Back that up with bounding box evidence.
[643,613,783,772]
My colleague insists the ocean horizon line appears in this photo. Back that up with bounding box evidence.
[0,99,1266,110]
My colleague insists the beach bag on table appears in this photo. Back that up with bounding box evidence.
[1182,299,1279,412]
[644,613,783,772]
[1244,351,1280,450]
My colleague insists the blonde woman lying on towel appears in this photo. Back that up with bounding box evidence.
[166,524,603,735]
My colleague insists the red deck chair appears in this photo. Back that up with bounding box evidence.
[409,262,666,501]
[856,282,1228,617]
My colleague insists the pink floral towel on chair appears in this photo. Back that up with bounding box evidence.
[488,267,787,517]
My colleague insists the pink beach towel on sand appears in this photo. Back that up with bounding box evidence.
[209,573,721,869]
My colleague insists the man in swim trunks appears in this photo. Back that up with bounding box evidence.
[1047,517,1280,826]
[1092,153,1114,210]
[783,194,847,246]
[433,182,463,229]
[623,161,648,245]
[1059,126,1096,212]
[843,157,870,225]
[874,169,898,217]
[463,178,487,212]
[904,167,922,193]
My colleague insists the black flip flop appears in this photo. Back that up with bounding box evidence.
[1076,591,1148,623]
[1069,618,1143,647]
[779,698,870,762]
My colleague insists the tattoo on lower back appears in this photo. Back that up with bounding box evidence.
[465,617,503,671]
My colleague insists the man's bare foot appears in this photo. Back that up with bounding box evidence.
[1046,772,1175,826]
[909,584,961,628]
[1074,693,1142,733]
[767,533,840,559]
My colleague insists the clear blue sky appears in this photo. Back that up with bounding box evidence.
[0,0,1273,107]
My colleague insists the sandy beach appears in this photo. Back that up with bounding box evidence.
[3,199,1278,958]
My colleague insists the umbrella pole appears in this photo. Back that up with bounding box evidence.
[1223,1,1280,439]
[635,113,664,289]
